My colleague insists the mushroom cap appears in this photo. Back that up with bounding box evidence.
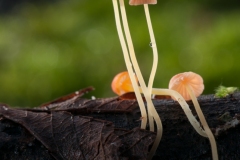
[129,0,157,6]
[169,72,204,100]
[111,71,137,95]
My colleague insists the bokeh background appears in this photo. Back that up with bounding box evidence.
[0,0,240,107]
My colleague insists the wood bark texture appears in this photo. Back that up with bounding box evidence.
[0,87,240,160]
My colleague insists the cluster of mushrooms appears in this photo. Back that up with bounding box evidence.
[111,0,218,160]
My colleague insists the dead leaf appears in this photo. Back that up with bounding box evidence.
[0,101,155,159]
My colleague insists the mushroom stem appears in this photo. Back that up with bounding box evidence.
[144,4,158,132]
[118,1,162,158]
[186,84,218,160]
[148,88,208,137]
[112,0,148,129]
[144,4,158,91]
[119,0,159,132]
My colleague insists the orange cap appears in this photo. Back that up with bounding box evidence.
[169,72,204,100]
[111,71,137,95]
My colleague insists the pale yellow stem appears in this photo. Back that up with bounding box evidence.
[144,4,158,92]
[119,0,160,132]
[143,4,161,160]
[186,85,218,160]
[148,88,208,137]
[118,1,162,159]
[144,4,158,132]
[112,0,148,129]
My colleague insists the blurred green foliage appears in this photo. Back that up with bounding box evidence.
[0,0,240,107]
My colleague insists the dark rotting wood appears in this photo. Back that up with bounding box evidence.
[0,90,240,160]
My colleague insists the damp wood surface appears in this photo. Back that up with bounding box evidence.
[0,88,240,160]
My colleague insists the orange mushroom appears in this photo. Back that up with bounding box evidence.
[169,71,218,160]
[168,71,204,100]
[111,0,217,158]
[129,0,157,5]
[111,71,137,95]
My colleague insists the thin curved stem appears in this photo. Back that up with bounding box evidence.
[118,1,162,159]
[144,4,158,91]
[119,0,159,132]
[186,85,218,160]
[112,0,148,129]
[148,88,208,137]
[144,4,159,132]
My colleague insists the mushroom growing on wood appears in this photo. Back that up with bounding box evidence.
[169,72,204,100]
[129,0,160,134]
[111,1,212,159]
[114,0,160,132]
[169,72,218,160]
[111,71,136,95]
[112,72,208,159]
[112,0,148,131]
[112,0,162,159]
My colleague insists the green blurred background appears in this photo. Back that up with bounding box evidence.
[0,0,239,107]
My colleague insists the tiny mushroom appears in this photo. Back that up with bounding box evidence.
[111,0,218,158]
[111,71,136,95]
[169,71,218,160]
[169,71,204,100]
[129,0,157,5]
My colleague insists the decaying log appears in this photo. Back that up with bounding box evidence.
[0,88,240,160]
